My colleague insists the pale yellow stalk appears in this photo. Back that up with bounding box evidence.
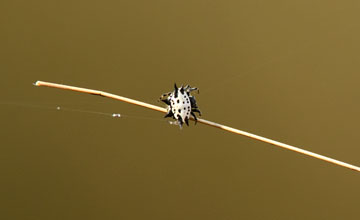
[34,81,360,172]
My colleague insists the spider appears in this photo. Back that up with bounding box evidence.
[159,83,201,128]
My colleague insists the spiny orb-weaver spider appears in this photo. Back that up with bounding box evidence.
[159,83,201,128]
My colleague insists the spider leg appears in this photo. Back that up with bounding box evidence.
[185,86,198,93]
[191,87,199,93]
[190,112,198,125]
[189,96,198,108]
[164,111,174,118]
[161,99,170,105]
[192,108,202,116]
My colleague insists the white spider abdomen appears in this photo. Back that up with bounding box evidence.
[169,90,191,123]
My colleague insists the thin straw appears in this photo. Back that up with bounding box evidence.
[34,80,360,172]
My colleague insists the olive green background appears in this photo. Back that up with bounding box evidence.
[1,0,360,219]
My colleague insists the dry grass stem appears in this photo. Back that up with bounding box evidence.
[34,80,360,172]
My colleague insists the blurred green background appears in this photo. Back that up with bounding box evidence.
[1,0,360,219]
